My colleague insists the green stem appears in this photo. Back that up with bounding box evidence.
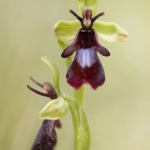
[74,85,85,107]
[62,94,91,150]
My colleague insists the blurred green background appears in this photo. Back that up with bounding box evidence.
[1,0,150,149]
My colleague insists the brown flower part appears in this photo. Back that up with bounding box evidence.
[27,77,58,99]
[31,120,57,150]
[27,77,62,150]
[62,9,110,89]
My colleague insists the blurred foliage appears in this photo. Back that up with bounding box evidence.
[0,0,150,150]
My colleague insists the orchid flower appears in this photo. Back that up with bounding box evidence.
[54,1,128,89]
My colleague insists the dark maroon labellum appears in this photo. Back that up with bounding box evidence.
[31,120,57,150]
[62,10,110,89]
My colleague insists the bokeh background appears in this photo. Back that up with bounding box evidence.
[1,0,150,149]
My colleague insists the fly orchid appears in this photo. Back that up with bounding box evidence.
[62,9,109,89]
[54,8,128,89]
[27,1,128,150]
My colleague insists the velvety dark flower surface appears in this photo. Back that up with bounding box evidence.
[61,10,110,89]
[31,120,57,150]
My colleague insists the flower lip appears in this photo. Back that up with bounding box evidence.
[66,50,105,89]
[62,26,110,89]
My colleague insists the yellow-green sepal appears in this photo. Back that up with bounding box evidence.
[39,97,69,120]
[93,21,128,42]
[76,0,98,16]
[54,20,80,41]
[41,56,60,95]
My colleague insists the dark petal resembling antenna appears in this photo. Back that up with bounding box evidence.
[91,12,104,22]
[70,10,104,23]
[27,85,49,97]
[27,77,58,100]
[30,77,43,88]
[69,9,105,29]
[69,10,82,22]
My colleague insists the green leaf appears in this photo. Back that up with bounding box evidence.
[76,0,98,16]
[93,21,128,42]
[41,56,61,95]
[63,94,90,150]
[54,20,80,41]
[57,39,73,67]
[39,96,69,120]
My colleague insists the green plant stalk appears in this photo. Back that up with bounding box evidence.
[74,85,85,107]
[62,93,91,150]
